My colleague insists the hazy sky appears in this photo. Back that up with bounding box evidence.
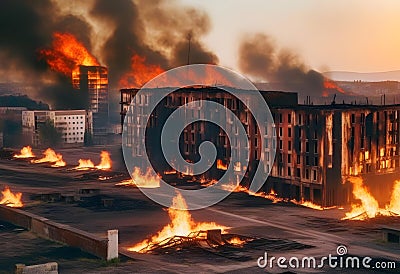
[183,0,400,73]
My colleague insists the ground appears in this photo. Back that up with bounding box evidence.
[0,146,399,273]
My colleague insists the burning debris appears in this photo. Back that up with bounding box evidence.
[95,151,112,171]
[115,167,160,189]
[0,186,23,208]
[31,148,66,167]
[128,192,229,253]
[342,177,400,220]
[74,151,112,171]
[13,146,35,159]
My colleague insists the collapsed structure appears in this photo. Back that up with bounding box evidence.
[120,87,400,206]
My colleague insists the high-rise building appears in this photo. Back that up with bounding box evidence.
[120,87,400,207]
[73,65,108,144]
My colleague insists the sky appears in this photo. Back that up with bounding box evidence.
[183,0,400,73]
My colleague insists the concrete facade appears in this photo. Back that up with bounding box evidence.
[120,87,400,206]
[22,110,92,147]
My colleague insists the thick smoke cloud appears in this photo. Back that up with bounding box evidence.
[238,33,325,97]
[0,0,94,109]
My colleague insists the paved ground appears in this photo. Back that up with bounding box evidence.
[0,146,399,273]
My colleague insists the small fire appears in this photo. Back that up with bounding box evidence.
[216,159,228,170]
[128,192,228,253]
[221,183,283,204]
[291,200,325,211]
[227,236,246,246]
[40,32,99,77]
[323,78,345,97]
[31,148,66,167]
[116,167,160,188]
[95,151,112,170]
[119,54,165,88]
[74,159,95,170]
[0,186,23,208]
[13,146,35,158]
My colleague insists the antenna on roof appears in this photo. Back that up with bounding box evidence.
[187,31,192,65]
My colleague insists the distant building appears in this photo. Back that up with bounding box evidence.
[73,65,108,144]
[22,110,92,147]
[0,107,27,147]
[120,87,400,206]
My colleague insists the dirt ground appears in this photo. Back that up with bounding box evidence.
[0,146,399,273]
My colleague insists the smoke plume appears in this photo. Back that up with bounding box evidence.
[238,33,326,98]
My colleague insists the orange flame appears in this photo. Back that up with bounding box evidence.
[95,151,112,170]
[14,146,35,158]
[74,159,95,170]
[216,159,228,170]
[387,180,400,215]
[0,186,23,208]
[227,237,246,246]
[221,183,284,204]
[119,54,164,88]
[323,78,345,97]
[40,32,99,76]
[128,192,228,252]
[31,148,66,167]
[115,167,160,188]
[341,177,398,220]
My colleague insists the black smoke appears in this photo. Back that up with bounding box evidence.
[238,33,325,98]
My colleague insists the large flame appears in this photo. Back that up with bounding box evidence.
[115,167,160,188]
[119,54,165,88]
[74,159,95,170]
[128,192,228,252]
[0,186,23,208]
[323,78,345,97]
[31,148,66,167]
[221,183,283,204]
[95,151,112,170]
[227,237,246,246]
[341,177,400,220]
[13,146,35,158]
[40,32,99,76]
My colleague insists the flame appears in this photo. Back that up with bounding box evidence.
[216,159,228,170]
[323,78,345,97]
[13,146,35,158]
[128,192,228,252]
[40,32,99,77]
[221,183,284,204]
[387,180,400,215]
[341,177,396,220]
[95,151,112,170]
[74,159,95,170]
[0,186,23,208]
[116,167,160,188]
[291,200,326,211]
[119,54,164,88]
[31,148,66,167]
[227,237,246,246]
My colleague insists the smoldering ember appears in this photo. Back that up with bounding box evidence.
[0,1,400,273]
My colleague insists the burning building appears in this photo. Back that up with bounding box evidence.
[72,65,109,144]
[120,87,400,207]
[22,110,92,147]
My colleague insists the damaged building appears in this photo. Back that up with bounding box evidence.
[120,87,400,207]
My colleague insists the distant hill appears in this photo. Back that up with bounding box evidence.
[324,70,400,82]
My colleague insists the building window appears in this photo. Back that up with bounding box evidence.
[279,114,283,123]
[288,141,292,151]
[288,154,291,164]
[288,127,292,138]
[279,140,283,150]
[305,169,310,179]
[279,127,283,137]
[288,113,292,124]
[306,141,309,153]
[314,141,318,153]
[351,113,356,124]
[296,168,301,177]
[314,156,318,166]
[288,167,291,176]
[297,155,300,164]
[313,170,317,181]
[306,156,310,165]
